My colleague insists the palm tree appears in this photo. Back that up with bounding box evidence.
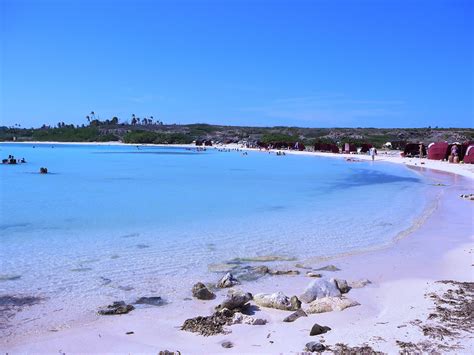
[86,115,90,124]
[90,111,96,120]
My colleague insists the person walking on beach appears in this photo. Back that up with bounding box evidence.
[369,147,376,161]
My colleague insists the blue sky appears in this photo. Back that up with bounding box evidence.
[1,0,473,128]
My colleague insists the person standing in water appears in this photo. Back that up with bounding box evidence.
[369,147,376,161]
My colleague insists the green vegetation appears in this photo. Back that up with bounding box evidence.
[123,130,193,144]
[0,126,119,142]
[31,127,119,142]
[187,123,220,137]
[260,133,299,144]
[1,123,473,149]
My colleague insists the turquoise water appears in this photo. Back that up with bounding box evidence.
[0,143,431,335]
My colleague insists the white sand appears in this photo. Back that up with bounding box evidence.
[2,141,474,354]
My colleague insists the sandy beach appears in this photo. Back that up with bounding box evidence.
[2,142,473,354]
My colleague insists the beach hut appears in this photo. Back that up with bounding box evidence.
[391,141,408,150]
[461,141,474,160]
[360,143,373,153]
[343,143,357,153]
[314,142,339,153]
[463,145,474,164]
[427,142,449,160]
[403,143,426,157]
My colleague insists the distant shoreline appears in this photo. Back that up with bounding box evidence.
[2,140,473,179]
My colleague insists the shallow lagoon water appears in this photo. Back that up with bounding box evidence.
[0,143,433,336]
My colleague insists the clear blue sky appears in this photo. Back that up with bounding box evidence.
[1,0,473,128]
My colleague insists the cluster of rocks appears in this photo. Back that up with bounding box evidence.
[211,266,302,283]
[181,308,235,336]
[97,261,372,351]
[182,290,267,336]
[181,262,372,344]
[193,268,303,300]
[460,193,474,201]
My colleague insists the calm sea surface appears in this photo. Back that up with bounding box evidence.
[0,143,433,336]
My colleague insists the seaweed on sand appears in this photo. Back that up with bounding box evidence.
[397,280,473,353]
[325,343,385,355]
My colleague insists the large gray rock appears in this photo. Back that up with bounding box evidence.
[215,290,253,311]
[283,308,307,322]
[98,301,134,315]
[135,296,165,306]
[300,279,341,303]
[310,323,331,336]
[306,296,360,314]
[231,312,267,325]
[217,273,240,288]
[254,292,301,311]
[306,341,326,352]
[192,283,216,300]
[333,278,351,294]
